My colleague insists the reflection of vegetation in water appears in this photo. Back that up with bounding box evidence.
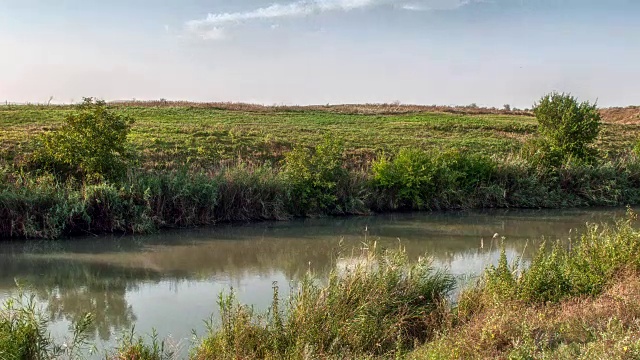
[0,258,161,342]
[39,278,135,341]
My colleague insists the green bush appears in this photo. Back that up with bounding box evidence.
[282,137,350,215]
[532,92,601,166]
[30,98,135,181]
[371,149,496,209]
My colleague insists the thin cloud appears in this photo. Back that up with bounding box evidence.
[400,0,471,11]
[200,27,226,40]
[187,0,480,40]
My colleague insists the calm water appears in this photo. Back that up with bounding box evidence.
[0,208,634,354]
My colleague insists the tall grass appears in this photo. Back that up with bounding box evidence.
[193,244,455,359]
[481,208,640,304]
[0,290,92,360]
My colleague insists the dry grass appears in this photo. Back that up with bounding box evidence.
[600,106,640,125]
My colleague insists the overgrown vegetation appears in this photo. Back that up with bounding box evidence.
[412,210,640,359]
[0,291,93,360]
[2,152,640,239]
[371,149,496,210]
[283,137,354,215]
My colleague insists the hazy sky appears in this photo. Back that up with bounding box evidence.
[1,0,638,107]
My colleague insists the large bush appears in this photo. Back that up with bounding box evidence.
[31,98,135,181]
[371,149,496,209]
[532,92,601,166]
[282,137,350,215]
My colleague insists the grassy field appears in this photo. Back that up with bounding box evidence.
[1,102,640,239]
[1,104,639,169]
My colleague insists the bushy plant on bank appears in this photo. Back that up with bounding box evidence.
[526,92,602,167]
[193,244,454,359]
[28,98,136,182]
[413,210,640,359]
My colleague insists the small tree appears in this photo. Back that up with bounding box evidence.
[31,98,135,181]
[532,92,601,165]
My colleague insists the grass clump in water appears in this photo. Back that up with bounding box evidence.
[193,244,455,359]
[107,329,177,360]
[0,291,92,360]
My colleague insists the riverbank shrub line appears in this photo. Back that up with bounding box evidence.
[3,147,640,239]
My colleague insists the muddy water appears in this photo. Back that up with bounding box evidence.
[0,208,633,355]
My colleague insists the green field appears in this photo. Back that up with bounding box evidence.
[2,105,638,169]
[2,103,640,240]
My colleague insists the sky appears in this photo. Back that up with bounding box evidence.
[0,0,639,108]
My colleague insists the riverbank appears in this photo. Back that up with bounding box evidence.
[2,211,640,359]
[2,152,640,239]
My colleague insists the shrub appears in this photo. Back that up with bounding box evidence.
[371,149,496,210]
[30,98,135,181]
[532,92,601,166]
[282,137,349,215]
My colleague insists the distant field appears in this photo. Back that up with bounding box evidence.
[1,103,638,169]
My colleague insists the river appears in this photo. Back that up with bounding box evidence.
[0,208,634,355]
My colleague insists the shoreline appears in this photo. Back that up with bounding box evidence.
[2,154,640,240]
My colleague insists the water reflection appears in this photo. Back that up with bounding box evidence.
[0,208,633,349]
